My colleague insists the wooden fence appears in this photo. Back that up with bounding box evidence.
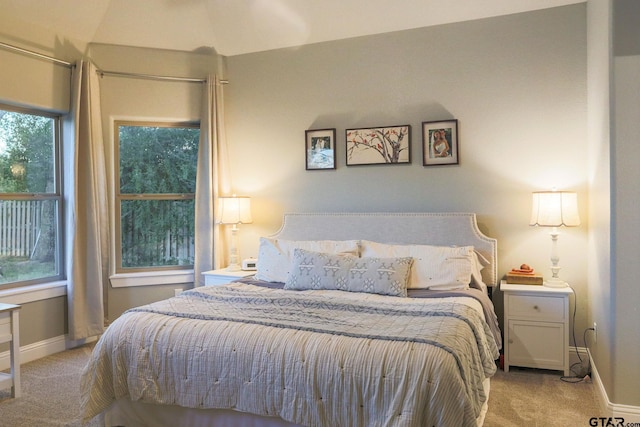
[0,200,43,258]
[1,199,195,265]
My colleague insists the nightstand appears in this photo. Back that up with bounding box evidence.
[0,303,21,398]
[202,269,254,286]
[502,281,572,375]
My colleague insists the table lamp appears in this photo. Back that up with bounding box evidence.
[217,195,252,271]
[529,190,580,288]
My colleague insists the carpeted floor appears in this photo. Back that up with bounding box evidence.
[483,367,601,426]
[0,344,100,427]
[0,344,601,426]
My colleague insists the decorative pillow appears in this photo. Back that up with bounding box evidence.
[360,240,475,290]
[284,249,413,297]
[255,238,360,283]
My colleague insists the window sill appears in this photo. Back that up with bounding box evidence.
[110,270,194,288]
[0,281,67,305]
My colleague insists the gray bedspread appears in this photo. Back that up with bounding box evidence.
[239,277,502,351]
[81,283,499,427]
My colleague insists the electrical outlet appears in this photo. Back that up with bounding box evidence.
[593,322,597,343]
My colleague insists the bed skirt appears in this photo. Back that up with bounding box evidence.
[101,378,491,427]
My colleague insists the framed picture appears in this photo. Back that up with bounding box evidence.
[422,120,458,166]
[305,128,336,170]
[345,125,411,166]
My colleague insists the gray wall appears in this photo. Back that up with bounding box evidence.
[0,297,66,352]
[587,0,614,405]
[225,5,589,343]
[586,0,640,408]
[610,0,640,406]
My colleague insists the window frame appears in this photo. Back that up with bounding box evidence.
[113,120,199,274]
[0,103,64,289]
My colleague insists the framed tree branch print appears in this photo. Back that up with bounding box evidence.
[305,128,336,170]
[422,119,458,166]
[346,125,411,166]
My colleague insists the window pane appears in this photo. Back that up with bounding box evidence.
[120,199,195,269]
[119,125,199,194]
[0,109,56,194]
[0,199,59,285]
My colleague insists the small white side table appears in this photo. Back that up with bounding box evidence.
[202,269,254,286]
[502,281,572,375]
[0,303,21,398]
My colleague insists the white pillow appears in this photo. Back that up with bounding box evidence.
[470,250,489,293]
[360,240,475,290]
[255,238,360,283]
[284,249,413,297]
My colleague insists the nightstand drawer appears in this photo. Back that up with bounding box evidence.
[507,294,565,321]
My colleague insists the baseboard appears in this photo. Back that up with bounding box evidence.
[588,348,640,423]
[0,334,96,371]
[569,345,591,374]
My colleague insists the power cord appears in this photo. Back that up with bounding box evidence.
[560,286,594,383]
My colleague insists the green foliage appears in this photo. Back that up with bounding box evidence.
[0,108,59,284]
[1,114,201,276]
[0,110,55,194]
[118,124,199,269]
[119,125,199,194]
[0,256,56,284]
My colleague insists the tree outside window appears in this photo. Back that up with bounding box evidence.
[115,121,199,272]
[0,106,62,287]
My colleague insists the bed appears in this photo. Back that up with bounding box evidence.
[81,212,501,427]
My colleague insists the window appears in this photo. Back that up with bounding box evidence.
[115,121,199,273]
[0,105,63,288]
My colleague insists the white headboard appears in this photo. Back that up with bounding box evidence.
[271,212,498,287]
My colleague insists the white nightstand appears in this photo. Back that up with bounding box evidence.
[202,269,254,286]
[502,281,572,375]
[0,303,21,398]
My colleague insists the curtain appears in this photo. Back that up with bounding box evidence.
[63,60,109,340]
[194,75,231,286]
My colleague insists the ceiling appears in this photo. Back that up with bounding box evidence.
[2,0,584,56]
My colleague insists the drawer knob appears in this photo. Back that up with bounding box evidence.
[533,305,539,310]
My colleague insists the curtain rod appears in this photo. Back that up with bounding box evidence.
[0,41,74,68]
[97,69,228,85]
[0,41,229,84]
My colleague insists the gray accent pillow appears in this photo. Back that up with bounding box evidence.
[255,237,360,283]
[284,249,413,297]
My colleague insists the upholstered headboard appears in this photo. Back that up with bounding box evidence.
[271,212,498,288]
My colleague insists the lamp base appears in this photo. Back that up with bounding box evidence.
[544,278,569,288]
[225,263,242,272]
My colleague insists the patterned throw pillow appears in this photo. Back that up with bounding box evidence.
[255,238,360,283]
[360,240,475,290]
[284,249,413,297]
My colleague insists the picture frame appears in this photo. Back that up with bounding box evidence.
[305,128,336,170]
[422,119,458,166]
[345,125,411,166]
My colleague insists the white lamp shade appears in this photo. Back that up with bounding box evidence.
[530,191,580,227]
[217,196,253,224]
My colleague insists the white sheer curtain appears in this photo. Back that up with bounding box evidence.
[63,60,109,340]
[194,75,231,286]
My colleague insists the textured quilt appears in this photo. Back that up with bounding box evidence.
[81,283,499,427]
